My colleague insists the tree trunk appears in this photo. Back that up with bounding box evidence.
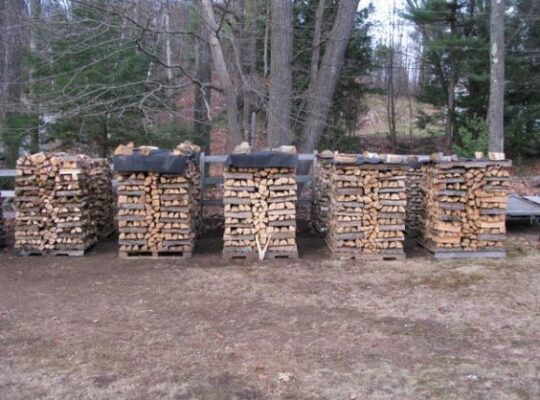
[164,6,173,82]
[200,0,243,148]
[268,0,294,147]
[231,0,246,133]
[29,0,42,154]
[487,0,505,153]
[299,0,360,153]
[387,46,397,152]
[263,2,270,77]
[1,0,27,163]
[445,0,458,152]
[309,0,326,85]
[194,13,212,152]
[244,0,258,148]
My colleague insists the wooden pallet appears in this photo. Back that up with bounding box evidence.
[17,245,94,257]
[119,250,192,259]
[223,249,299,260]
[222,250,259,260]
[417,240,506,259]
[266,249,299,260]
[333,252,405,261]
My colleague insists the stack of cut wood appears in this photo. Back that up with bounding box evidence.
[51,156,97,251]
[223,149,298,260]
[14,154,48,251]
[174,141,202,234]
[0,195,5,248]
[405,162,426,237]
[312,150,334,233]
[15,153,102,255]
[90,158,114,238]
[326,155,407,260]
[115,148,197,258]
[419,159,511,257]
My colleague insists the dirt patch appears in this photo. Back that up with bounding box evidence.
[0,229,539,399]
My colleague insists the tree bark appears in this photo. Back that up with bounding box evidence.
[200,0,243,148]
[299,0,360,153]
[445,0,458,152]
[194,13,212,152]
[263,2,270,77]
[487,0,505,153]
[309,0,326,85]
[164,5,173,82]
[29,0,42,153]
[244,0,258,148]
[387,46,397,152]
[268,0,294,147]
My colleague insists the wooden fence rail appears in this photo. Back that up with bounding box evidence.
[0,153,316,218]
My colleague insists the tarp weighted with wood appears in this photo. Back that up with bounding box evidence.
[225,151,298,169]
[113,149,189,174]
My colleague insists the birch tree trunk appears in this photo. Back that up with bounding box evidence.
[487,0,505,153]
[299,0,360,153]
[200,0,243,148]
[268,0,294,147]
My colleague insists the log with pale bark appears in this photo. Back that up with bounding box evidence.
[326,156,408,260]
[419,159,511,256]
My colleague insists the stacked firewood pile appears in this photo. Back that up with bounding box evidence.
[175,143,202,235]
[326,154,407,260]
[405,162,426,237]
[223,145,298,260]
[114,145,198,258]
[419,159,511,256]
[90,158,114,238]
[14,153,111,255]
[311,150,334,234]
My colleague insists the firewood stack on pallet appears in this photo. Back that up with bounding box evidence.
[312,150,334,234]
[174,142,202,234]
[405,157,429,237]
[114,145,198,258]
[223,144,298,260]
[14,153,108,255]
[90,158,114,238]
[419,156,511,258]
[326,154,408,260]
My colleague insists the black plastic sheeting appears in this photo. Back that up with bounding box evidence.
[332,155,383,165]
[355,155,383,164]
[113,149,189,174]
[226,151,298,169]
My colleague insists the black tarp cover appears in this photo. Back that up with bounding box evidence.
[113,149,188,174]
[355,155,383,164]
[226,151,298,169]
